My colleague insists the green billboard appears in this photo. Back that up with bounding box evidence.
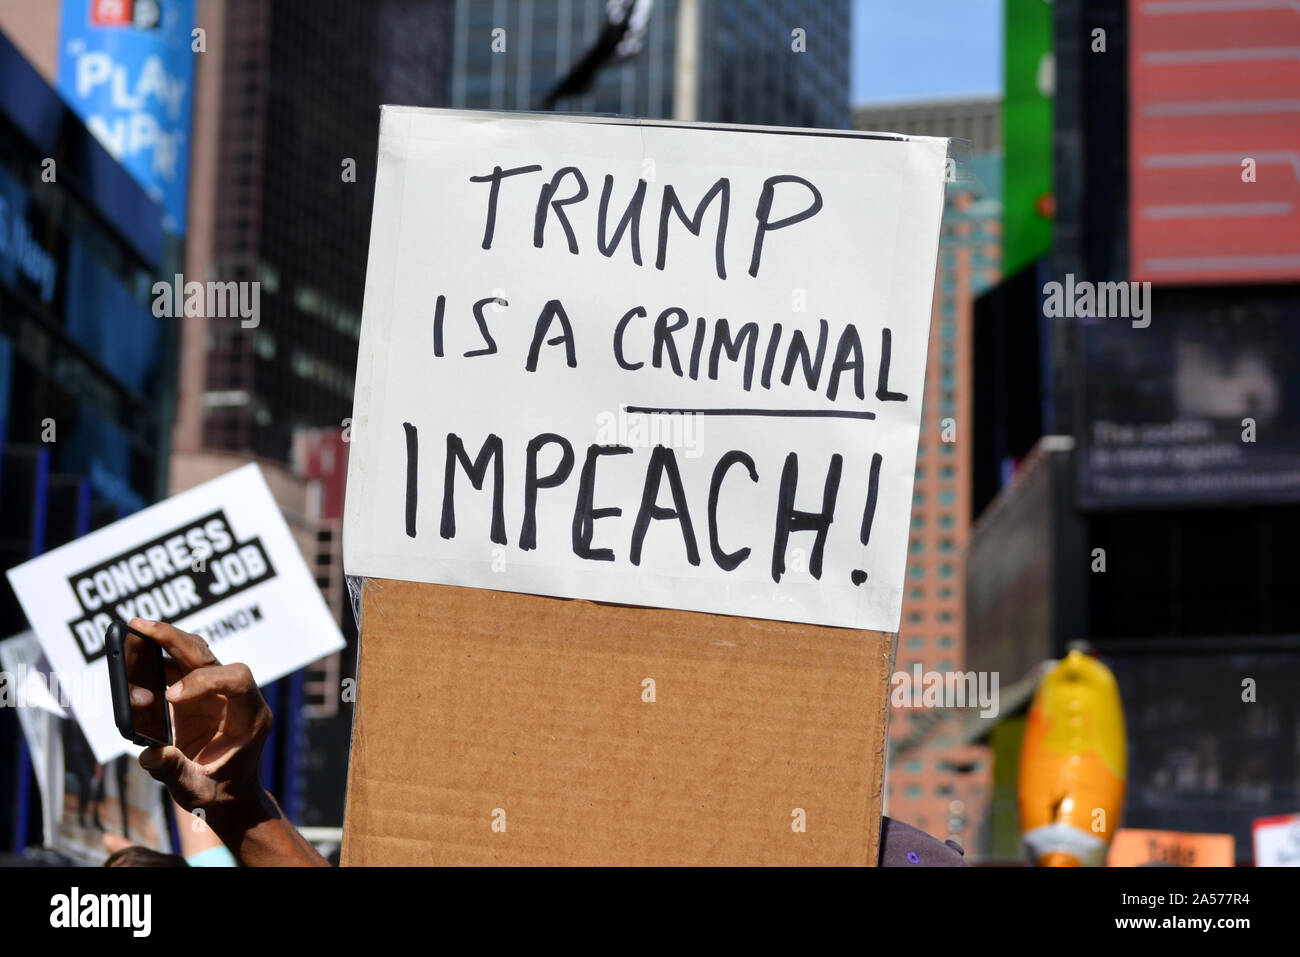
[1003,0,1054,275]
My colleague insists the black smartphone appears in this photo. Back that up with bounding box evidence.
[105,619,173,748]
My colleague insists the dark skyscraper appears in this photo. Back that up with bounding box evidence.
[180,0,454,464]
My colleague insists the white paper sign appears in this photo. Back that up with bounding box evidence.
[345,108,948,630]
[6,464,345,763]
[1253,814,1300,866]
[0,634,61,850]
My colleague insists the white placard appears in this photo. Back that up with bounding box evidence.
[7,464,345,763]
[344,108,949,630]
[1253,814,1300,867]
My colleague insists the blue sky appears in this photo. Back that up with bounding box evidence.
[851,0,1003,105]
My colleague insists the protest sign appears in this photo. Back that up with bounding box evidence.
[344,108,949,631]
[1108,828,1236,867]
[0,633,61,854]
[1252,813,1300,866]
[0,631,170,863]
[7,463,345,763]
[342,109,948,865]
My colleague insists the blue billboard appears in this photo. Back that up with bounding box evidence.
[56,0,195,235]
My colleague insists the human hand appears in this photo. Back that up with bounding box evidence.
[127,619,328,866]
[129,619,271,821]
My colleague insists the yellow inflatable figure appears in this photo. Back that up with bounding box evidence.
[1018,650,1126,866]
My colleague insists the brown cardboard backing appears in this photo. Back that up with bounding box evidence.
[341,578,894,865]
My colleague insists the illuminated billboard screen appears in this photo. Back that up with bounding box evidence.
[1077,286,1300,507]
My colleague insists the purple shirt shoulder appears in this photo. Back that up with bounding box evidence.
[878,816,970,867]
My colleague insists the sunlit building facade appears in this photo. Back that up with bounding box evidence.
[856,98,1002,854]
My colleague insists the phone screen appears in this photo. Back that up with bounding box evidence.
[123,629,170,745]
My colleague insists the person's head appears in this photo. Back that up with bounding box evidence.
[104,845,189,867]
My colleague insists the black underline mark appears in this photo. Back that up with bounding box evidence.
[624,406,876,420]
